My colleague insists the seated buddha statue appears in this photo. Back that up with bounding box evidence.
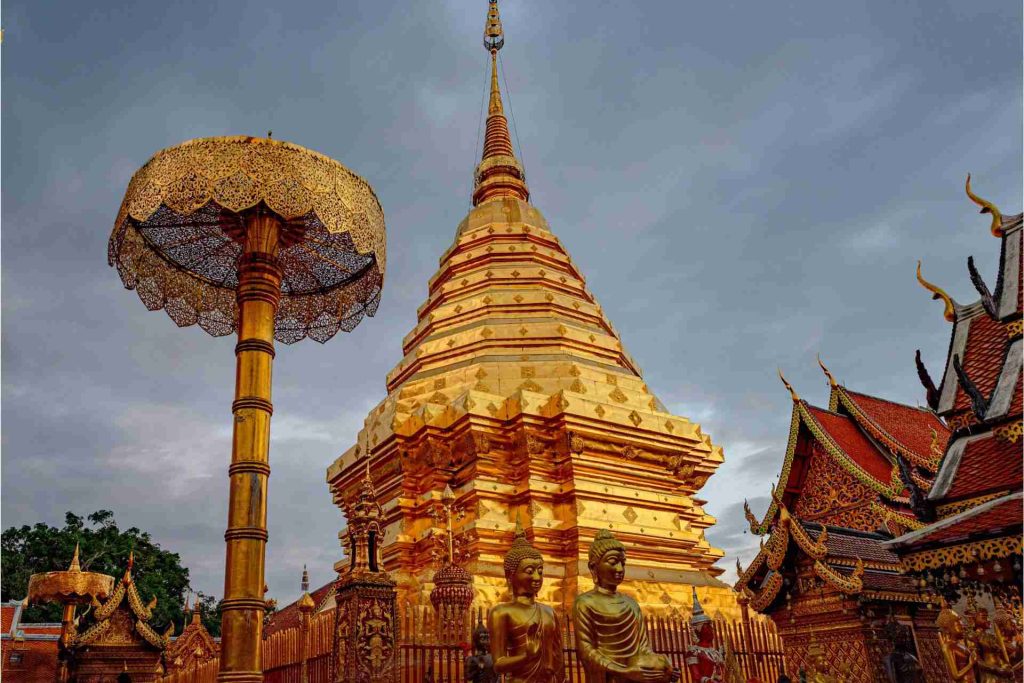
[572,529,675,683]
[936,608,978,683]
[489,523,564,683]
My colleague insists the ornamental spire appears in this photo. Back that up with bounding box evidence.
[473,0,529,206]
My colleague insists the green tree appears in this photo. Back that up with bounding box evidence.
[1,510,213,634]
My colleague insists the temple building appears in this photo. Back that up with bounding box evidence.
[737,179,1023,681]
[735,365,950,682]
[326,0,735,617]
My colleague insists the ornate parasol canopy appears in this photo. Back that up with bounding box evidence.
[27,545,114,606]
[107,136,386,343]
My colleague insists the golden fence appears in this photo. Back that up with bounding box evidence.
[157,605,786,683]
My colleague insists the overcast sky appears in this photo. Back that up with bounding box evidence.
[2,1,1020,608]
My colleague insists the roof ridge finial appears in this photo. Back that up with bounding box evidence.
[965,173,1004,237]
[777,368,800,402]
[916,261,956,322]
[123,550,135,582]
[69,543,82,572]
[301,564,310,593]
[817,354,838,389]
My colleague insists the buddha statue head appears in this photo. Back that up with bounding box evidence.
[587,529,627,591]
[936,608,965,640]
[503,522,544,598]
[995,608,1020,638]
[972,607,992,632]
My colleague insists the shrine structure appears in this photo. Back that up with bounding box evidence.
[735,367,950,682]
[70,553,173,682]
[163,597,218,676]
[887,180,1023,617]
[326,0,735,617]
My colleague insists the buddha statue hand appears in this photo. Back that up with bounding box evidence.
[622,652,675,683]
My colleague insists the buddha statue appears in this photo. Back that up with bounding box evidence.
[572,529,675,683]
[489,523,564,683]
[994,609,1023,674]
[881,618,924,683]
[685,588,725,683]
[466,615,499,683]
[936,608,977,683]
[969,608,1012,682]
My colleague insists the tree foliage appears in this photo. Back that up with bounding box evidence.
[1,510,218,635]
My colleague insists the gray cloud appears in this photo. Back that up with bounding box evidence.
[3,1,1020,608]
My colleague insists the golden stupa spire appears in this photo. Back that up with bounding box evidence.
[473,0,529,206]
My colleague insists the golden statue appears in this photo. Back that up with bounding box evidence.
[489,523,564,682]
[994,609,1023,674]
[936,608,978,683]
[572,529,675,683]
[803,641,841,683]
[969,608,1013,682]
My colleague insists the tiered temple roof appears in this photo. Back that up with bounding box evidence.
[888,179,1023,573]
[736,371,938,611]
[164,597,218,674]
[73,553,171,651]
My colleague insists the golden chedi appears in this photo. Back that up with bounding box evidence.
[326,0,735,617]
[489,524,563,683]
[573,529,674,683]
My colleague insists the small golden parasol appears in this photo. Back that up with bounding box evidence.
[27,545,115,649]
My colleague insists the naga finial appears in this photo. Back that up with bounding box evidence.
[916,261,956,322]
[929,428,943,458]
[966,173,1004,237]
[777,368,799,402]
[744,499,760,533]
[483,0,505,52]
[817,354,838,389]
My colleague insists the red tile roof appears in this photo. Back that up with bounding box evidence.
[955,314,1007,416]
[896,494,1022,547]
[808,527,901,564]
[842,390,948,468]
[805,406,894,484]
[1,639,59,683]
[1,605,15,633]
[263,582,333,637]
[946,434,1023,500]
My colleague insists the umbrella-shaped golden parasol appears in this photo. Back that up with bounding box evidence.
[108,136,386,682]
[27,544,115,658]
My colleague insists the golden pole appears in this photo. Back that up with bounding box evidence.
[218,211,282,683]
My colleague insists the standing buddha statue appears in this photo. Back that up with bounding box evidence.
[466,615,498,683]
[936,608,978,683]
[685,588,725,683]
[994,609,1023,674]
[969,608,1013,682]
[572,529,675,683]
[489,523,564,683]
